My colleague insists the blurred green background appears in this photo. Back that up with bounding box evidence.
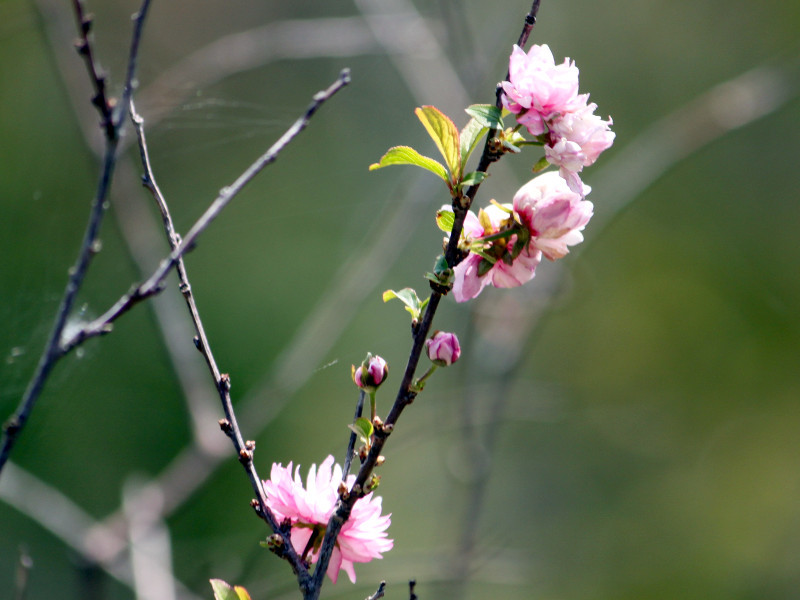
[1,0,799,599]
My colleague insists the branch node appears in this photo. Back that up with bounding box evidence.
[220,373,231,391]
[245,440,256,452]
[238,449,253,465]
[218,418,233,436]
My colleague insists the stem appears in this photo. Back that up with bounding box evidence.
[342,390,366,480]
[306,4,544,596]
[0,0,152,477]
[127,72,351,585]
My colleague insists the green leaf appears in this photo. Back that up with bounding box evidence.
[415,106,461,180]
[383,288,427,321]
[369,146,449,182]
[460,171,488,189]
[435,209,455,233]
[459,118,488,172]
[348,417,374,444]
[465,104,503,129]
[210,580,252,600]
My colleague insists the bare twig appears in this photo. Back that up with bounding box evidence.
[0,0,152,476]
[70,0,113,138]
[343,390,366,479]
[365,581,387,600]
[60,69,351,355]
[124,71,351,586]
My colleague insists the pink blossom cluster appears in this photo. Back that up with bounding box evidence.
[450,171,593,302]
[263,455,393,584]
[502,44,614,194]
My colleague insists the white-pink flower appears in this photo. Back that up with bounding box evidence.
[501,44,614,195]
[545,101,614,192]
[501,44,582,136]
[512,171,593,261]
[263,456,393,584]
[447,204,542,303]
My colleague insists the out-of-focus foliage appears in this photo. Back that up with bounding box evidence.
[1,1,798,599]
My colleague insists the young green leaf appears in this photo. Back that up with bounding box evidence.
[383,288,428,321]
[459,118,488,173]
[369,146,449,182]
[465,104,503,129]
[435,209,455,233]
[210,580,252,600]
[348,417,374,444]
[460,171,488,189]
[414,106,461,180]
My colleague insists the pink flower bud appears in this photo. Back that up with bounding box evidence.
[352,354,388,391]
[426,331,461,366]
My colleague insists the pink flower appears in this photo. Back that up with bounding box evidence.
[352,354,388,391]
[501,44,614,194]
[501,44,582,136]
[545,101,615,192]
[425,331,461,366]
[448,204,542,302]
[263,455,393,584]
[512,171,593,261]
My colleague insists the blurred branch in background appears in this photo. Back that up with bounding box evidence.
[0,462,205,600]
[449,53,800,591]
[2,0,798,596]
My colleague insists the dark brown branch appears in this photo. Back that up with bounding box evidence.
[59,69,351,354]
[127,99,311,579]
[308,6,543,596]
[366,581,387,600]
[0,0,152,476]
[71,0,113,138]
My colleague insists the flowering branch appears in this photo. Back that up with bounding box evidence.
[305,4,546,594]
[0,0,152,476]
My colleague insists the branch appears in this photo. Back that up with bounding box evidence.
[133,70,349,584]
[59,68,351,354]
[308,4,544,595]
[0,0,152,477]
[366,581,387,600]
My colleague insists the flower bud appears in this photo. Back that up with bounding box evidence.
[352,353,388,391]
[425,331,461,366]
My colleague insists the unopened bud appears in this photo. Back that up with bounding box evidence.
[351,353,388,392]
[425,331,461,366]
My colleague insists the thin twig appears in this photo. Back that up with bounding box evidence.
[343,390,366,479]
[125,71,351,586]
[365,581,387,600]
[59,69,351,354]
[0,0,152,477]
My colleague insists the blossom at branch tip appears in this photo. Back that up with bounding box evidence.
[425,331,461,366]
[501,43,614,195]
[263,455,393,584]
